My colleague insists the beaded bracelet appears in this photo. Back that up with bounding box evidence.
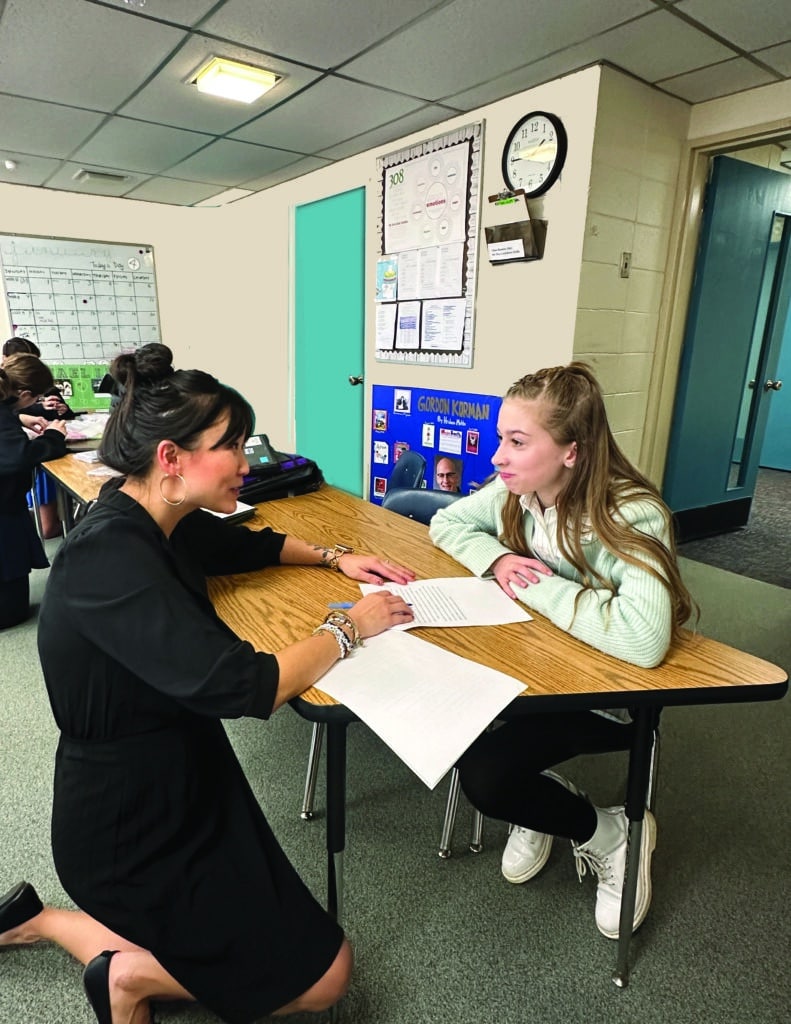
[312,622,352,659]
[324,610,362,650]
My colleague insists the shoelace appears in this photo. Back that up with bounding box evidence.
[511,825,541,844]
[572,845,614,885]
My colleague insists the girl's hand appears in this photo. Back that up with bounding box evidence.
[19,414,48,434]
[346,591,413,638]
[46,419,68,437]
[338,552,416,585]
[491,553,553,599]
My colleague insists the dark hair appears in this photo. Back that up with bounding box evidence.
[100,346,254,477]
[0,353,54,400]
[3,336,41,358]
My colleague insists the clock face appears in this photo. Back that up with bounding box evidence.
[502,111,567,197]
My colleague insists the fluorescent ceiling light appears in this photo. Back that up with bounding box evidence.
[192,57,279,104]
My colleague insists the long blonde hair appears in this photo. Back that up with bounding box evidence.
[499,362,694,642]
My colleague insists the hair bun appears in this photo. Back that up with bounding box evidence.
[110,343,174,390]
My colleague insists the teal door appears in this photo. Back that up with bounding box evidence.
[760,274,791,470]
[663,156,791,538]
[295,189,365,496]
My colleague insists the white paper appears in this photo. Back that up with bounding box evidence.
[315,631,525,788]
[359,576,531,630]
[395,301,421,350]
[421,298,465,352]
[375,303,397,349]
[203,500,256,521]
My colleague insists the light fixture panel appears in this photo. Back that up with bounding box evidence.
[192,57,279,104]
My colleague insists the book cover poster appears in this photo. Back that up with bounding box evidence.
[370,384,501,504]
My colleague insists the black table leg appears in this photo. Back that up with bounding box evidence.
[612,704,660,988]
[325,720,348,923]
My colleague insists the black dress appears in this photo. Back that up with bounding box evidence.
[37,486,343,1023]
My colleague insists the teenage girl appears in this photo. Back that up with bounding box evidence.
[430,362,694,938]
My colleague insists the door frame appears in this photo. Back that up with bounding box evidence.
[641,121,791,487]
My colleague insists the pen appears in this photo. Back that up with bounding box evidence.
[328,602,354,609]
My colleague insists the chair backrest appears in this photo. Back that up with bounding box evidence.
[388,449,426,490]
[382,486,462,525]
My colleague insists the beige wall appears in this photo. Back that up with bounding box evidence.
[573,68,690,465]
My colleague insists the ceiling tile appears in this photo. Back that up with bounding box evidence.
[0,0,187,110]
[0,155,65,187]
[71,118,214,175]
[166,138,304,185]
[657,57,778,103]
[677,0,791,53]
[341,0,654,100]
[101,0,220,28]
[0,96,106,158]
[231,77,424,152]
[754,41,791,76]
[201,0,444,69]
[118,35,322,135]
[240,156,335,191]
[123,176,227,206]
[317,105,462,160]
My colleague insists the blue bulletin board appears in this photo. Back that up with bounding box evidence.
[370,384,501,503]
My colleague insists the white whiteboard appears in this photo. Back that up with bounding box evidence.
[0,233,161,364]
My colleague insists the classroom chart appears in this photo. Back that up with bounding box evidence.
[0,234,161,365]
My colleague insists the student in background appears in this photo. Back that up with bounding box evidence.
[2,346,415,1024]
[2,336,40,362]
[3,338,73,537]
[0,354,67,628]
[430,362,694,940]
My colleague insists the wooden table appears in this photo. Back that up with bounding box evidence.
[40,463,788,985]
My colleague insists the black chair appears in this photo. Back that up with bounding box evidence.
[387,449,426,490]
[381,486,460,523]
[300,485,484,857]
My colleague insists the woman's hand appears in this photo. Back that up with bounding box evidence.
[491,553,553,599]
[338,552,416,585]
[346,591,413,638]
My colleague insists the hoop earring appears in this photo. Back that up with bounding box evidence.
[159,473,187,507]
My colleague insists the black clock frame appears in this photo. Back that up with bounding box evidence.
[502,111,568,198]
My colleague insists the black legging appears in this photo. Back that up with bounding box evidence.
[458,712,633,843]
[0,575,30,630]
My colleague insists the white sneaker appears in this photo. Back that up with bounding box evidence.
[500,772,584,884]
[572,806,657,939]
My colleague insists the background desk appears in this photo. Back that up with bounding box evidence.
[40,464,788,986]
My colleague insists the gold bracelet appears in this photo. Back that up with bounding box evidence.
[324,544,354,572]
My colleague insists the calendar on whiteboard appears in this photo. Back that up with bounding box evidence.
[0,234,161,365]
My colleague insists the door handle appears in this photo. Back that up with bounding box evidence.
[348,375,364,386]
[764,379,783,391]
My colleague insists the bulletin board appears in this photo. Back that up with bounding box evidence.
[370,384,501,503]
[0,233,161,366]
[375,122,482,368]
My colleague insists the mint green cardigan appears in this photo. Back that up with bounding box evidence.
[429,478,674,669]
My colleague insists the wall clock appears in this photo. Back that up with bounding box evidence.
[501,111,567,197]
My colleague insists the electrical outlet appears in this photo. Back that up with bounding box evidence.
[620,251,632,278]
